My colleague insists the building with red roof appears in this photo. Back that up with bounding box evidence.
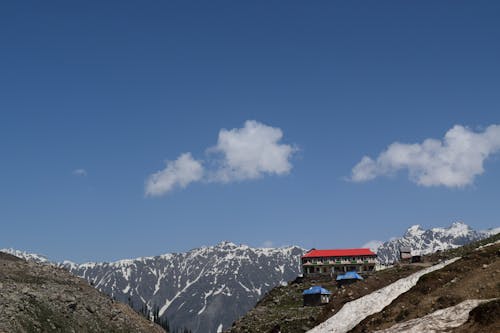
[301,248,377,276]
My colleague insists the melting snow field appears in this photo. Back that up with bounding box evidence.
[373,299,495,333]
[307,258,460,333]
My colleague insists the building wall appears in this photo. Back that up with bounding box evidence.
[302,255,376,276]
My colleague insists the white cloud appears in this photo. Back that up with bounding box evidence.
[209,120,296,182]
[362,240,384,252]
[350,124,500,187]
[145,121,296,197]
[145,153,204,196]
[72,169,87,177]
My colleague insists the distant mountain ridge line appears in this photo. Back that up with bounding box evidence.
[62,241,305,266]
[3,223,497,266]
[0,242,303,264]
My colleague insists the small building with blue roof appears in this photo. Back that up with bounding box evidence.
[336,271,364,286]
[302,286,332,306]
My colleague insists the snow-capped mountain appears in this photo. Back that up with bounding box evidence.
[375,221,498,264]
[0,248,50,264]
[61,241,305,333]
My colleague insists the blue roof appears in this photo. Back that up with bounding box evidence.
[302,286,332,295]
[336,272,364,281]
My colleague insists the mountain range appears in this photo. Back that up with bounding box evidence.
[374,221,499,264]
[63,242,304,333]
[2,221,498,332]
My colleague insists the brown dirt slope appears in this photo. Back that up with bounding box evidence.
[348,237,500,333]
[0,252,165,333]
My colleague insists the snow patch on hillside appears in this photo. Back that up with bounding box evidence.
[373,299,496,333]
[307,257,460,333]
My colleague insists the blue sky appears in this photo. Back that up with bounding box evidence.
[1,1,499,262]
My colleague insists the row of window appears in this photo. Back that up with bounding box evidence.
[303,256,374,263]
[304,265,375,274]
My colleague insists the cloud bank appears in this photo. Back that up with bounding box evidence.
[350,124,500,187]
[145,121,296,196]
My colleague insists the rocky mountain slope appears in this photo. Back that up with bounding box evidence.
[0,251,165,333]
[227,233,500,333]
[375,221,497,264]
[60,242,305,333]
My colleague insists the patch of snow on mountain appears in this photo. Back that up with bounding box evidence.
[307,257,460,333]
[373,299,495,333]
[405,225,425,237]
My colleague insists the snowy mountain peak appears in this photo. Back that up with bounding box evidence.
[404,224,424,237]
[218,240,236,246]
[377,222,494,264]
[450,221,467,228]
[445,221,471,236]
[428,221,472,238]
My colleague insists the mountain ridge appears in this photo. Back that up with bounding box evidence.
[375,221,497,264]
[60,241,305,333]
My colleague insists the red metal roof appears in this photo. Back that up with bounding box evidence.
[302,248,376,258]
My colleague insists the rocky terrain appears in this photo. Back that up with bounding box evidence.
[0,252,165,333]
[226,233,500,333]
